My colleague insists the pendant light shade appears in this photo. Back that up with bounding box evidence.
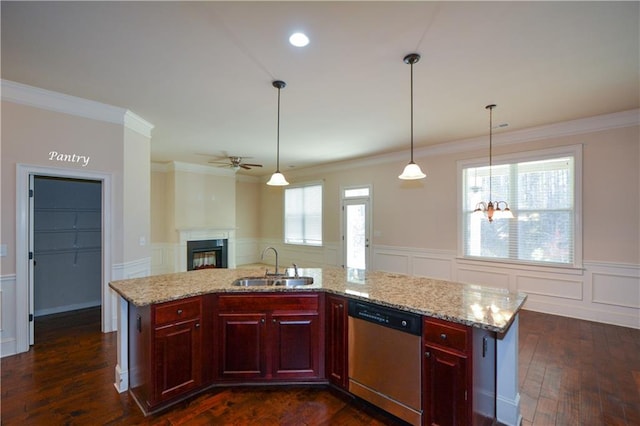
[267,80,289,186]
[472,104,514,222]
[399,53,426,180]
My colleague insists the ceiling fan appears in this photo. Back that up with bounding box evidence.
[208,156,263,171]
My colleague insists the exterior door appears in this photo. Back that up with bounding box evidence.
[342,196,370,270]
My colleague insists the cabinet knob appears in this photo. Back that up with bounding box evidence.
[195,323,200,329]
[425,351,431,358]
[261,318,265,323]
[273,319,277,323]
[440,333,447,341]
[177,309,183,315]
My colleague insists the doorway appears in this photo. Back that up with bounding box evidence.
[15,164,113,355]
[30,176,102,345]
[342,186,371,270]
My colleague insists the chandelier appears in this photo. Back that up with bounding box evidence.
[473,104,514,222]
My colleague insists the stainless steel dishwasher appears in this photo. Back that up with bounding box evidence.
[348,300,422,426]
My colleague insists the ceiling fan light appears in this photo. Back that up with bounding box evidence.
[399,162,426,180]
[267,171,289,186]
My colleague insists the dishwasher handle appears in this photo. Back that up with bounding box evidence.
[348,300,422,336]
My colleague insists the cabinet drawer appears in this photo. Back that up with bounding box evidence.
[154,297,201,326]
[424,318,469,353]
[217,293,319,312]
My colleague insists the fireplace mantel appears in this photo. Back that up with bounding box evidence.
[177,227,236,270]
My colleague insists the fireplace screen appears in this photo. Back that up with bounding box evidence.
[187,239,228,271]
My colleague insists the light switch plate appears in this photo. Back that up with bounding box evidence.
[0,244,7,257]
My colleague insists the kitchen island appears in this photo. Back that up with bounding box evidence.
[110,266,527,425]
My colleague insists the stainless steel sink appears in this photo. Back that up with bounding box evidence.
[232,276,314,287]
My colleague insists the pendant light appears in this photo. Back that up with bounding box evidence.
[266,80,289,186]
[473,104,514,222]
[399,53,426,180]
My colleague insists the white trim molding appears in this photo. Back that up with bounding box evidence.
[1,79,154,138]
[284,109,639,180]
[371,245,640,330]
[0,274,18,357]
[177,228,237,271]
[15,164,114,356]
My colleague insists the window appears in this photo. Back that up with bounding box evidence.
[460,145,582,267]
[284,183,322,246]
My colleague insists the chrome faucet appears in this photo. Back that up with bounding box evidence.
[261,246,279,276]
[292,263,299,278]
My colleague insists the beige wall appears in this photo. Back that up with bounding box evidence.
[1,101,126,273]
[150,165,237,243]
[150,169,170,243]
[235,179,261,239]
[123,127,151,261]
[258,125,639,265]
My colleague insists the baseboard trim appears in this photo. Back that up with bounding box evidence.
[114,364,129,393]
[496,392,522,426]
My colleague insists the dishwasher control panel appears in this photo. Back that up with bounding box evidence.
[348,300,422,336]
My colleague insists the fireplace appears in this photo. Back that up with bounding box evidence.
[187,239,228,271]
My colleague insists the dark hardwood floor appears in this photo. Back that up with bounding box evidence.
[0,308,402,425]
[2,307,638,425]
[518,311,640,426]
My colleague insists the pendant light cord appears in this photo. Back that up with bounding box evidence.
[276,86,281,172]
[487,104,495,202]
[410,60,414,163]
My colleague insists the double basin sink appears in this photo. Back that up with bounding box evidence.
[232,275,314,287]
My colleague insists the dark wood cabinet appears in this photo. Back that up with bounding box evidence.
[422,317,496,426]
[153,317,202,401]
[325,294,348,389]
[126,290,497,421]
[128,296,203,414]
[215,293,323,381]
[271,311,320,378]
[217,312,266,378]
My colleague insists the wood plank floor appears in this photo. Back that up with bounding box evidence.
[2,308,639,425]
[0,308,402,425]
[518,310,640,426]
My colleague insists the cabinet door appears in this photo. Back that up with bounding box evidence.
[218,312,267,379]
[271,312,320,379]
[153,318,202,403]
[326,295,348,388]
[423,345,467,426]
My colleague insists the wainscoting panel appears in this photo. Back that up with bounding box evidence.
[151,243,175,276]
[252,240,340,270]
[516,274,583,301]
[412,255,453,280]
[110,257,151,331]
[235,238,260,267]
[591,270,640,309]
[374,252,409,275]
[457,267,511,290]
[0,274,17,357]
[370,246,639,329]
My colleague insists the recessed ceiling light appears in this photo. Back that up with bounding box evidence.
[289,32,309,47]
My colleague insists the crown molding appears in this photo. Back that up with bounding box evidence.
[285,108,640,179]
[124,110,154,138]
[1,79,154,138]
[169,161,236,177]
[236,174,261,183]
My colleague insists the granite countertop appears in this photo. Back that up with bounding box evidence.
[109,265,527,334]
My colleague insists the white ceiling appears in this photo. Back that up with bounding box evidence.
[2,1,638,176]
